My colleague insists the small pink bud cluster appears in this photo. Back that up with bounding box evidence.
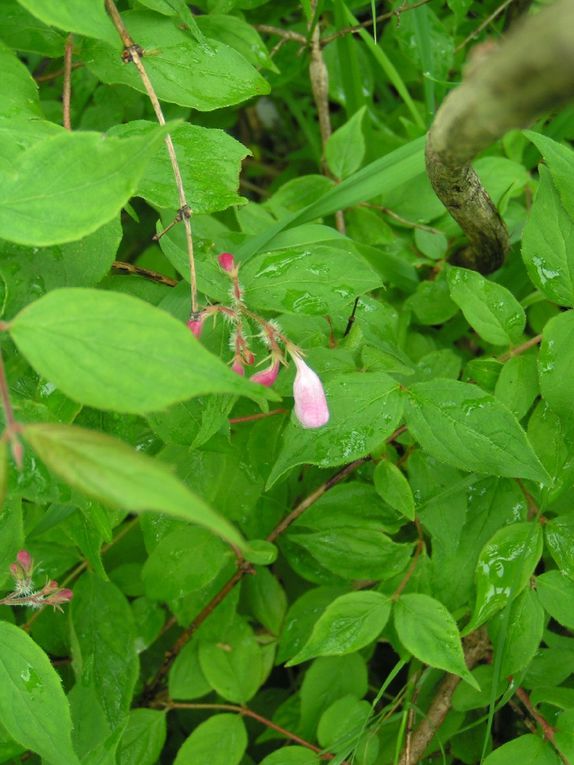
[184,252,330,429]
[1,551,73,612]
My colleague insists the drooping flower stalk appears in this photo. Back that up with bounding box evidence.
[0,551,73,612]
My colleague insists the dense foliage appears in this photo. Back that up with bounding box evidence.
[0,1,573,764]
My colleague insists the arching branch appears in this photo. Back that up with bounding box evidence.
[426,0,574,273]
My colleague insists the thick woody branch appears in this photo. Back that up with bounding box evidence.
[426,0,574,274]
[398,629,490,765]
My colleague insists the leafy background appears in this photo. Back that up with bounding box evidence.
[0,1,573,764]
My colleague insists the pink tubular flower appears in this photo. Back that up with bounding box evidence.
[218,252,236,273]
[251,359,280,387]
[231,358,245,376]
[291,353,330,429]
[187,311,205,338]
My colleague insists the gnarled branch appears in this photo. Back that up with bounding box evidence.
[426,0,574,273]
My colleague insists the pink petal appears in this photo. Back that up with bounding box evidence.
[292,355,330,429]
[251,360,280,387]
[218,252,236,272]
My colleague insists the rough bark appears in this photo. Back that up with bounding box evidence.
[426,0,574,273]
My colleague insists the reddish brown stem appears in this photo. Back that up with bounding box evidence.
[498,334,542,362]
[164,701,334,758]
[229,408,288,424]
[515,686,571,764]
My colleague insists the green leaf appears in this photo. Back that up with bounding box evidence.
[545,515,574,579]
[85,12,269,111]
[288,591,391,664]
[0,40,42,118]
[243,540,278,566]
[494,353,539,420]
[299,654,368,738]
[196,14,275,71]
[394,593,478,688]
[142,526,232,603]
[117,709,166,765]
[108,121,249,212]
[522,165,574,307]
[465,522,543,633]
[259,747,320,765]
[489,589,544,677]
[373,460,415,520]
[525,130,574,214]
[268,371,404,488]
[70,574,139,729]
[243,566,287,635]
[169,640,212,701]
[447,266,526,345]
[241,242,382,315]
[538,311,574,423]
[407,275,459,326]
[0,128,169,246]
[198,618,264,703]
[325,106,367,180]
[10,289,276,413]
[484,734,561,765]
[1,1,66,57]
[317,695,372,753]
[0,621,80,764]
[173,714,247,765]
[0,440,7,511]
[405,380,549,481]
[17,0,117,43]
[22,423,244,547]
[536,570,574,630]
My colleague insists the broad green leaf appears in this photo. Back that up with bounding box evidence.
[317,695,372,754]
[407,275,459,326]
[109,121,249,212]
[173,714,247,765]
[242,566,287,635]
[268,371,404,488]
[277,586,349,664]
[536,570,574,630]
[447,266,526,345]
[0,128,169,246]
[0,621,80,765]
[325,106,366,180]
[300,655,368,738]
[522,166,574,307]
[545,516,574,579]
[494,353,539,420]
[17,0,117,44]
[260,747,320,765]
[288,591,391,664]
[117,709,166,765]
[142,526,232,603]
[484,734,561,765]
[243,540,278,566]
[525,130,574,214]
[555,709,574,763]
[10,289,276,413]
[196,14,275,71]
[241,242,382,315]
[22,423,244,547]
[465,522,543,633]
[0,41,42,118]
[198,618,263,703]
[169,640,212,701]
[136,0,204,44]
[373,460,415,520]
[538,311,574,422]
[405,380,549,481]
[70,574,139,729]
[489,589,544,678]
[0,217,121,317]
[85,12,269,111]
[394,593,478,688]
[1,1,65,57]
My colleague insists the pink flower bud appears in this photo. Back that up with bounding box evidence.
[251,360,280,387]
[218,252,236,273]
[292,354,330,429]
[9,563,19,577]
[232,358,245,376]
[187,319,203,338]
[17,550,31,568]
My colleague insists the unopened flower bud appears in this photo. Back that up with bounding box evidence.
[17,550,32,571]
[232,358,245,376]
[218,252,236,273]
[291,353,330,429]
[251,359,280,387]
[187,311,205,339]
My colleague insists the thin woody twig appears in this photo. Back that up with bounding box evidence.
[255,24,307,44]
[515,686,572,765]
[112,261,178,287]
[497,333,542,362]
[104,0,198,313]
[454,0,515,54]
[35,62,83,83]
[162,701,335,758]
[62,34,73,130]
